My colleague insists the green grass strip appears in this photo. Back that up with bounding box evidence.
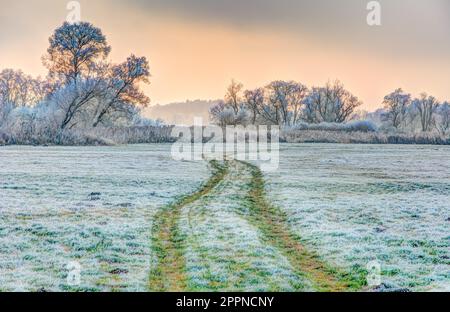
[241,161,367,292]
[148,160,228,291]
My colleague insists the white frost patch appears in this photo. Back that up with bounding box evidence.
[264,144,450,291]
[0,144,208,291]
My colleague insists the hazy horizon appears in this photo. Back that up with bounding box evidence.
[1,0,449,115]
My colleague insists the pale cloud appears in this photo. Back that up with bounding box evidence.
[117,0,450,57]
[0,0,448,110]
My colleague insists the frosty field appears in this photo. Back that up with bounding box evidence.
[0,144,449,292]
[265,144,450,291]
[0,145,208,291]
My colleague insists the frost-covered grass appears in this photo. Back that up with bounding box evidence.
[290,121,378,133]
[179,161,310,291]
[281,129,450,145]
[148,160,228,291]
[1,143,448,292]
[264,144,450,291]
[0,144,208,291]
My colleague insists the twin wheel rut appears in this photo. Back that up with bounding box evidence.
[149,160,358,292]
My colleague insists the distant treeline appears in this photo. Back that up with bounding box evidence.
[0,21,449,146]
[210,80,450,137]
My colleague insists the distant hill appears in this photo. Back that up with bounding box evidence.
[145,99,221,125]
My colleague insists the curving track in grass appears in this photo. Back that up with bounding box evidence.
[149,160,362,292]
[148,161,227,291]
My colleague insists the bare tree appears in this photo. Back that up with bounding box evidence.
[436,102,450,134]
[302,86,323,123]
[0,69,46,124]
[412,93,439,132]
[382,88,411,129]
[264,81,308,126]
[210,101,227,126]
[42,22,151,130]
[43,22,111,84]
[288,83,308,125]
[302,80,361,123]
[327,81,362,123]
[243,88,264,124]
[42,22,113,130]
[92,55,150,127]
[0,69,45,107]
[224,79,243,114]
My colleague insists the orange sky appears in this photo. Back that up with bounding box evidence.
[0,0,449,113]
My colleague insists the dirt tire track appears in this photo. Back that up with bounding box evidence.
[241,161,361,291]
[180,160,306,291]
[149,159,361,292]
[148,161,227,291]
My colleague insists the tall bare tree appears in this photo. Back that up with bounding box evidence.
[265,81,309,126]
[43,22,111,84]
[243,88,264,124]
[412,93,439,132]
[224,79,243,114]
[288,83,308,125]
[43,22,112,130]
[436,101,450,134]
[303,80,361,123]
[382,88,411,129]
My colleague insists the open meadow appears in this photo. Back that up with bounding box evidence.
[0,144,448,291]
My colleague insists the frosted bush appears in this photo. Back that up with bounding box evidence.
[291,120,378,132]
